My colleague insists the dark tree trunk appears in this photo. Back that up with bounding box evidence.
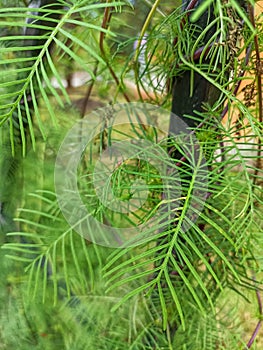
[162,0,248,345]
[170,1,222,132]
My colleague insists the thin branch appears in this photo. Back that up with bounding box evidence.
[248,4,263,184]
[244,276,262,349]
[243,10,263,345]
[99,2,131,102]
[80,62,99,118]
[172,0,199,49]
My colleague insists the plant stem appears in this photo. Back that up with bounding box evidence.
[248,4,263,184]
[80,62,99,118]
[244,276,262,349]
[100,1,131,102]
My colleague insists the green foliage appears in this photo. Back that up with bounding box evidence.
[0,0,262,349]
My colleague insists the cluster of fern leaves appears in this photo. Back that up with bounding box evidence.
[0,1,262,349]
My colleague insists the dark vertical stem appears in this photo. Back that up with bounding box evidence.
[151,1,225,343]
[160,0,248,343]
[80,62,99,118]
[169,2,222,133]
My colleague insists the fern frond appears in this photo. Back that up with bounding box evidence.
[0,1,125,149]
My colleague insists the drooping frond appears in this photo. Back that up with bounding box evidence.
[0,0,125,150]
